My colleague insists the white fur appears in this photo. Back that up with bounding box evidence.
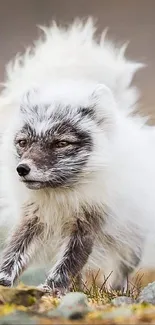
[0,18,155,283]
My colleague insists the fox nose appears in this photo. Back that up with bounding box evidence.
[16,164,30,177]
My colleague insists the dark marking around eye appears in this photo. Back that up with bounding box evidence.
[54,141,70,148]
[14,116,93,188]
[17,139,27,148]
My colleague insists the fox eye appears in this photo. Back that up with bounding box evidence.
[55,141,69,148]
[17,139,27,148]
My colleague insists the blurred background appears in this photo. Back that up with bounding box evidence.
[0,0,155,287]
[0,0,155,120]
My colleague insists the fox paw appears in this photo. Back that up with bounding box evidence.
[0,272,13,287]
[38,283,67,298]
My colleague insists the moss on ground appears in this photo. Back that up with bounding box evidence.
[0,279,154,324]
[0,270,154,324]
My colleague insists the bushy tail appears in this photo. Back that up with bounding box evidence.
[0,17,144,130]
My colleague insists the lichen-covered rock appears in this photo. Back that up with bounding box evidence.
[111,296,134,306]
[137,281,155,304]
[3,283,155,323]
[47,292,91,320]
[0,285,44,306]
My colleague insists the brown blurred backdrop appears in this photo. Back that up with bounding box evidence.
[0,0,155,120]
[0,0,154,117]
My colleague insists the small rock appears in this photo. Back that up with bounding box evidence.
[102,307,133,319]
[59,292,88,307]
[47,292,91,320]
[137,281,155,304]
[111,296,134,306]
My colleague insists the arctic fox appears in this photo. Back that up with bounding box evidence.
[0,18,154,294]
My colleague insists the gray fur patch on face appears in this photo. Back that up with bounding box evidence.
[14,103,94,189]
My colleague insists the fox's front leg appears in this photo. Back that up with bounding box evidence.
[39,218,94,296]
[0,211,44,287]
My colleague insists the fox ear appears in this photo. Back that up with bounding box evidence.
[90,84,117,121]
[91,84,115,103]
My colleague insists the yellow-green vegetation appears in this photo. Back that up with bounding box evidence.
[0,270,154,324]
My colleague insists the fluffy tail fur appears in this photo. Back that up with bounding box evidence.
[0,18,143,129]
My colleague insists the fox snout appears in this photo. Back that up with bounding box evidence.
[16,163,31,177]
